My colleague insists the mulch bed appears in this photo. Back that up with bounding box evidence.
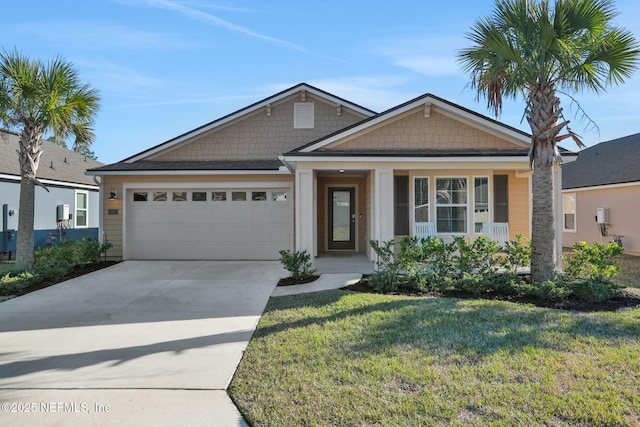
[8,261,120,298]
[277,275,320,287]
[344,275,640,313]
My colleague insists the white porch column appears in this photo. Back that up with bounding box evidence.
[295,168,315,256]
[373,168,395,246]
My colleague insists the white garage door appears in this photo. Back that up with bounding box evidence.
[126,187,293,260]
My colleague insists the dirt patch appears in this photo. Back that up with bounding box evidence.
[344,276,640,313]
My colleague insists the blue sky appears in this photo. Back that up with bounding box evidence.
[2,0,640,164]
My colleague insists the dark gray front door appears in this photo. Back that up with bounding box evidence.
[328,188,355,250]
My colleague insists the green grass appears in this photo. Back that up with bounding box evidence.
[615,253,640,288]
[229,290,640,426]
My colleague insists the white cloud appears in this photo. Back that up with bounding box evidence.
[144,0,308,52]
[10,23,193,50]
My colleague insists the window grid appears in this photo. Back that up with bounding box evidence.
[436,177,468,233]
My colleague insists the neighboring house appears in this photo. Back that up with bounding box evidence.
[88,83,574,262]
[562,133,640,255]
[0,129,103,257]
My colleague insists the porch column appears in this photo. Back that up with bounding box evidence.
[373,167,395,246]
[295,168,315,256]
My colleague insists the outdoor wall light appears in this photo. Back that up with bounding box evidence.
[108,188,118,200]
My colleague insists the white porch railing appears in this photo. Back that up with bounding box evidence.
[413,222,437,240]
[481,222,510,248]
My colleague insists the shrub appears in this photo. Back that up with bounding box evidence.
[570,280,623,303]
[533,280,572,301]
[369,271,401,293]
[369,239,400,274]
[278,249,317,280]
[453,236,500,278]
[0,271,35,296]
[501,234,531,274]
[563,242,623,282]
[34,238,112,269]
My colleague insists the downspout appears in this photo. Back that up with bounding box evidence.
[2,204,7,253]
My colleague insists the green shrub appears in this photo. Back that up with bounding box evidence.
[492,273,535,296]
[501,234,531,273]
[570,280,623,303]
[563,242,623,282]
[278,249,317,280]
[34,238,112,269]
[533,280,572,301]
[369,239,401,274]
[453,236,500,278]
[0,271,35,296]
[369,271,402,293]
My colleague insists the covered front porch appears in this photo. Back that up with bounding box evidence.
[290,160,552,267]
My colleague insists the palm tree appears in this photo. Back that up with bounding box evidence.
[0,50,100,270]
[458,0,638,283]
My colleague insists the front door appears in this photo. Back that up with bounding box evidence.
[328,187,355,250]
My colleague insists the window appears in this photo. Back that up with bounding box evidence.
[436,177,467,233]
[474,177,489,233]
[75,190,88,228]
[212,191,227,201]
[133,192,148,202]
[192,192,207,201]
[173,192,187,202]
[272,191,288,202]
[153,192,167,201]
[232,191,246,201]
[294,102,314,129]
[252,191,267,201]
[563,194,576,231]
[413,177,429,223]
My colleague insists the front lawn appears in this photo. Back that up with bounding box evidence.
[229,290,640,426]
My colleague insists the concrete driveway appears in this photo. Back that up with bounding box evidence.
[0,261,285,426]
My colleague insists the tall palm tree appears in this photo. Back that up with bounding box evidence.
[458,0,638,283]
[0,50,100,270]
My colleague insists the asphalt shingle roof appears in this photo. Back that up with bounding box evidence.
[0,129,103,186]
[88,160,284,172]
[562,133,640,189]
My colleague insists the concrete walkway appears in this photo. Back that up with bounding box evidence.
[0,261,285,426]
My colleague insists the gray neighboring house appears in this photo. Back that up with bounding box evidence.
[0,129,103,258]
[562,132,640,255]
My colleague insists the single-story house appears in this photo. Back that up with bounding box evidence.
[88,83,573,263]
[562,133,640,255]
[0,129,103,257]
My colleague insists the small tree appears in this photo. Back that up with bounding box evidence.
[0,50,100,270]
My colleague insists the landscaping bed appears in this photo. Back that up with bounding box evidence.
[345,274,640,312]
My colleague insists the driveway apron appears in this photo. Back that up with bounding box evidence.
[0,261,284,426]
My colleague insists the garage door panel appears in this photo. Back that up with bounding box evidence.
[127,187,293,260]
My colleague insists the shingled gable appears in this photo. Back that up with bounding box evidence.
[284,93,533,158]
[116,83,376,166]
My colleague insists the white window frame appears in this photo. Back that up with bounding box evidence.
[75,190,89,228]
[563,193,577,232]
[473,176,491,234]
[435,176,468,234]
[413,176,430,226]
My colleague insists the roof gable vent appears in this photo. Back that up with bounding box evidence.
[294,102,314,129]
